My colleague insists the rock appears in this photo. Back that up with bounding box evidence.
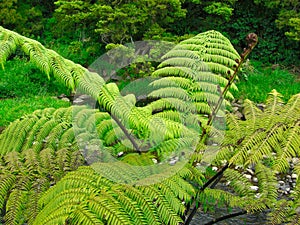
[237,99,243,104]
[292,174,298,179]
[235,165,244,171]
[117,151,124,157]
[73,98,84,104]
[212,166,218,172]
[252,177,258,183]
[243,174,252,180]
[292,158,299,164]
[234,111,244,119]
[58,93,67,98]
[61,97,70,102]
[255,193,262,199]
[169,160,177,166]
[256,103,266,111]
[246,168,255,175]
[111,75,123,81]
[278,180,285,186]
[152,158,158,164]
[78,94,91,100]
[232,103,242,108]
[232,106,239,112]
[250,185,259,191]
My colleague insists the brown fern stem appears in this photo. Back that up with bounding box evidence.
[109,112,142,154]
[184,163,229,224]
[185,33,258,225]
[199,33,258,144]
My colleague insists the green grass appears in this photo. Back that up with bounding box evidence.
[0,96,70,127]
[234,61,300,103]
[0,57,68,98]
[0,56,71,127]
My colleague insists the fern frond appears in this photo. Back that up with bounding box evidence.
[0,27,19,68]
[273,120,300,172]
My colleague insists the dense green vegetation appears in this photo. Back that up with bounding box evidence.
[0,0,299,66]
[235,61,300,103]
[0,57,69,126]
[0,0,300,225]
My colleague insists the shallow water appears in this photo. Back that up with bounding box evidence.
[191,208,267,225]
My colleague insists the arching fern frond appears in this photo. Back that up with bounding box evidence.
[32,165,199,225]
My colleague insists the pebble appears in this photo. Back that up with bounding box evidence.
[250,186,259,191]
[256,103,266,111]
[232,106,239,112]
[169,159,177,166]
[255,193,262,199]
[152,158,158,164]
[212,166,218,172]
[73,98,84,104]
[292,158,299,164]
[117,151,124,157]
[61,97,70,102]
[243,174,252,180]
[292,174,298,179]
[252,177,258,183]
[246,168,254,175]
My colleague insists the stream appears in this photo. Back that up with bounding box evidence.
[191,208,267,225]
[191,208,266,225]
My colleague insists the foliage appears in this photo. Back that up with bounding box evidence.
[0,0,55,36]
[175,0,300,65]
[0,57,67,98]
[214,90,300,223]
[0,96,69,127]
[234,60,300,103]
[254,0,300,41]
[53,0,186,44]
[1,24,299,225]
[0,27,246,224]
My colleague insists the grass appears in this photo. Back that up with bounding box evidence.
[1,56,299,128]
[234,61,300,103]
[0,56,70,127]
[0,96,70,127]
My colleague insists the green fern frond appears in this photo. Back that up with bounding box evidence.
[282,93,300,123]
[273,120,300,172]
[224,168,254,196]
[0,27,19,68]
[21,39,51,78]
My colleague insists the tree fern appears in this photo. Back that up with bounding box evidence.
[32,165,198,225]
[212,91,300,224]
[0,27,265,225]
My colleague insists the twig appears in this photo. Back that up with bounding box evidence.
[109,112,142,154]
[203,210,247,225]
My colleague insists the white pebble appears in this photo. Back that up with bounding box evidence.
[292,174,298,179]
[243,174,252,180]
[250,186,259,191]
[152,158,158,164]
[212,166,218,172]
[117,151,124,157]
